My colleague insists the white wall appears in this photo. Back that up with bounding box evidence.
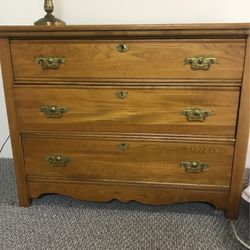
[0,0,250,167]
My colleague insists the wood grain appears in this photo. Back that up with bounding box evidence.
[11,40,245,80]
[227,37,250,219]
[0,24,249,218]
[27,179,229,210]
[14,87,240,137]
[14,79,242,86]
[22,136,234,186]
[0,23,249,38]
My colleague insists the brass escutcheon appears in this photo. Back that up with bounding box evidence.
[35,56,65,69]
[116,44,129,53]
[116,91,128,99]
[180,161,208,173]
[46,155,70,167]
[181,108,212,122]
[40,105,69,118]
[118,143,129,151]
[184,55,217,70]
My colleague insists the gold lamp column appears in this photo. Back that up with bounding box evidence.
[34,0,66,26]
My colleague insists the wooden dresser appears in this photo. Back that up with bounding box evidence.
[0,24,249,219]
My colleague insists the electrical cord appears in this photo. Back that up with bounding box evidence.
[0,135,10,155]
[231,173,250,249]
[230,221,250,249]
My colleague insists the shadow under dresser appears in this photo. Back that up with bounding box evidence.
[0,23,249,219]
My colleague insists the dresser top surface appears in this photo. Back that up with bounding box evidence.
[0,23,249,38]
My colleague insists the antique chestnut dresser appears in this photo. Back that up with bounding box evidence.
[0,24,249,219]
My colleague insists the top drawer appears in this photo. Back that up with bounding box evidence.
[11,40,245,81]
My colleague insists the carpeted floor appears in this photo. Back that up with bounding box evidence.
[0,158,249,250]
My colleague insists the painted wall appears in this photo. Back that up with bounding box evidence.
[0,0,249,168]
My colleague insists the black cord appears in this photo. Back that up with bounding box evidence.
[0,135,10,155]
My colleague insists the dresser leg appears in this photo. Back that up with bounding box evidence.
[18,196,31,207]
[225,206,240,220]
[19,200,31,208]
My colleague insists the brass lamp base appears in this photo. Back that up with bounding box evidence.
[34,0,66,26]
[35,14,66,26]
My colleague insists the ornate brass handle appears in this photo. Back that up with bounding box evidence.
[118,143,129,150]
[180,161,208,173]
[116,91,128,99]
[184,56,217,70]
[35,56,65,69]
[40,105,69,118]
[181,108,212,122]
[46,155,70,167]
[116,44,129,53]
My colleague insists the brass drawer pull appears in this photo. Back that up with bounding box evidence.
[35,56,65,69]
[118,143,129,151]
[180,161,208,173]
[116,91,128,99]
[184,55,217,70]
[46,155,70,167]
[40,105,69,118]
[116,44,129,53]
[181,108,212,122]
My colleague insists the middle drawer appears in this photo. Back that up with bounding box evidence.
[15,87,239,137]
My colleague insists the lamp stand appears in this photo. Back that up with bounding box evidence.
[34,0,66,26]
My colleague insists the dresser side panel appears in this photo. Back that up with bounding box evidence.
[0,39,29,206]
[227,37,250,219]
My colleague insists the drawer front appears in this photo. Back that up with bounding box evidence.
[22,137,234,186]
[15,87,239,137]
[11,40,245,80]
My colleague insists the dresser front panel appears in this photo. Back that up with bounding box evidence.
[15,87,239,137]
[1,24,249,219]
[22,136,234,186]
[11,40,245,80]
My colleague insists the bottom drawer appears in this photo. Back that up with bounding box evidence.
[22,136,234,186]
